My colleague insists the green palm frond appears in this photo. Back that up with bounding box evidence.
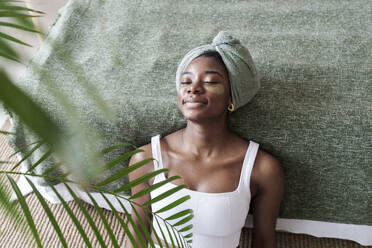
[0,1,194,247]
[0,0,44,62]
[0,140,194,247]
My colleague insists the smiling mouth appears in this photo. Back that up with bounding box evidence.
[182,99,207,104]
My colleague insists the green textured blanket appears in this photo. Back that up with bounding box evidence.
[7,0,371,227]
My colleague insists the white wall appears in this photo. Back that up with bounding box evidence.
[0,0,68,129]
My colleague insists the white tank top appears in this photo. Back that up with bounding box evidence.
[150,134,259,248]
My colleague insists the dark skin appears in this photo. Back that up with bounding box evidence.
[127,56,285,248]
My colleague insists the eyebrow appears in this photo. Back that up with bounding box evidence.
[181,70,224,78]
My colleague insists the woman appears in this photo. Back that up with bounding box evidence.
[127,32,285,248]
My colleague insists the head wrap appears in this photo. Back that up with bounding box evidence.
[175,31,260,111]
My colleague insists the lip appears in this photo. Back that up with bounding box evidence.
[183,98,208,104]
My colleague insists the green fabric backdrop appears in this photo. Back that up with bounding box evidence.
[6,0,371,226]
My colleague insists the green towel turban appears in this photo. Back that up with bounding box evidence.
[175,31,260,111]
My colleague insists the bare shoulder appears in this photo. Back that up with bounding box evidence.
[252,149,285,193]
[254,150,282,175]
[128,143,155,185]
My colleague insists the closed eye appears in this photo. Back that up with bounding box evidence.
[181,81,191,85]
[204,81,218,84]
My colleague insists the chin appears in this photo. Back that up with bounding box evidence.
[182,110,219,123]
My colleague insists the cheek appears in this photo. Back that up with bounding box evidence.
[204,84,225,95]
[179,86,188,95]
[177,87,186,104]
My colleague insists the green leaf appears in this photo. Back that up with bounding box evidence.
[163,220,176,248]
[63,183,107,248]
[130,202,156,248]
[97,157,153,187]
[0,21,42,33]
[129,175,181,200]
[0,160,13,164]
[25,177,68,248]
[170,226,182,248]
[85,191,120,248]
[0,11,41,18]
[99,142,133,155]
[0,71,64,152]
[173,214,193,227]
[0,129,16,135]
[115,196,146,248]
[0,50,20,62]
[143,185,187,207]
[11,141,43,171]
[8,140,42,158]
[165,209,193,221]
[114,168,169,193]
[141,212,165,248]
[0,5,45,14]
[99,192,137,247]
[155,196,191,214]
[41,162,63,177]
[6,174,42,248]
[101,149,144,172]
[26,148,53,172]
[0,31,32,46]
[0,37,18,56]
[153,216,170,248]
[0,178,19,220]
[45,181,93,248]
[178,224,193,233]
[183,233,193,239]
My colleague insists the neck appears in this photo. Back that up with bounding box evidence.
[181,117,230,158]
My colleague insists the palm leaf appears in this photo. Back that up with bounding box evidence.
[26,148,52,173]
[129,175,181,200]
[0,71,64,152]
[0,178,19,220]
[0,38,20,59]
[8,140,42,158]
[114,168,170,193]
[11,140,43,171]
[85,191,120,248]
[6,174,42,248]
[63,182,107,248]
[99,141,134,155]
[0,21,43,33]
[25,177,68,248]
[130,201,158,248]
[141,209,165,248]
[0,11,41,18]
[143,185,188,206]
[0,129,17,135]
[155,195,191,214]
[154,216,171,248]
[97,157,154,186]
[0,31,32,46]
[99,192,137,247]
[0,2,194,246]
[0,5,45,14]
[116,196,147,248]
[0,50,19,62]
[100,149,145,173]
[45,181,93,248]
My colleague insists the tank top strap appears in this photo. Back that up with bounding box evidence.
[151,134,167,182]
[241,141,260,192]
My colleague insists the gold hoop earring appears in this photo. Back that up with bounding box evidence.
[227,103,234,112]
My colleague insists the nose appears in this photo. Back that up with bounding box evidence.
[187,80,204,94]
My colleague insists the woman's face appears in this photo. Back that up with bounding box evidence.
[177,55,231,122]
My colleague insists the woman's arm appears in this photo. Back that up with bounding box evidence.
[127,145,153,248]
[251,151,285,248]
